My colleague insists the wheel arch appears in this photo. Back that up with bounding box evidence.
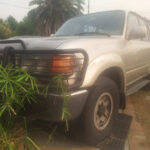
[100,67,125,92]
[95,67,126,109]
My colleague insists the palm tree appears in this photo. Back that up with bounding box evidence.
[73,0,85,15]
[29,0,84,35]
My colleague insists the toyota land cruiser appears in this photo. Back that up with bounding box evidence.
[1,10,150,144]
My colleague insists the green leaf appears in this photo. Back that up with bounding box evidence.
[25,137,40,150]
[5,144,15,150]
[0,105,7,117]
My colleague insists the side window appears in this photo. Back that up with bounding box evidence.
[138,17,149,41]
[127,14,139,37]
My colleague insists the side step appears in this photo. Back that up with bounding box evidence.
[126,79,150,96]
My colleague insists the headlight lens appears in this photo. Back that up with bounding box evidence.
[51,55,75,73]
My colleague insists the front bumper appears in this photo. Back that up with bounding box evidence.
[28,90,89,121]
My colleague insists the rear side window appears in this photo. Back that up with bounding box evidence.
[138,17,149,41]
[127,14,139,36]
[127,13,149,42]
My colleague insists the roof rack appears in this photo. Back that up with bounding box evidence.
[0,40,26,50]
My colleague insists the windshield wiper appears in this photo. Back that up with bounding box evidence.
[74,32,110,37]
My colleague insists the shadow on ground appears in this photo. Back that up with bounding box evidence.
[28,113,132,150]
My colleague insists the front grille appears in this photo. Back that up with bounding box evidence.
[15,53,52,76]
[14,50,88,89]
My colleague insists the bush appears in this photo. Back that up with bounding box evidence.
[0,64,70,149]
[0,64,40,150]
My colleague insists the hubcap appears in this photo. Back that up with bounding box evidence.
[94,92,113,131]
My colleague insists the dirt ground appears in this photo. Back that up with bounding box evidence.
[127,89,150,149]
[29,88,150,150]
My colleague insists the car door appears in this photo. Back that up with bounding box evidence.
[135,17,150,77]
[122,13,142,85]
[124,13,150,86]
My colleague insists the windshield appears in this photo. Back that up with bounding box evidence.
[55,10,125,36]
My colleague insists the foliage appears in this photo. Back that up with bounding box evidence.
[0,64,40,150]
[42,74,71,130]
[29,0,85,35]
[0,121,40,150]
[15,9,41,36]
[15,16,37,36]
[7,16,36,37]
[73,0,85,15]
[7,16,18,32]
[0,13,37,38]
[0,0,85,38]
[0,64,71,149]
[0,19,13,39]
[0,65,38,119]
[51,75,71,130]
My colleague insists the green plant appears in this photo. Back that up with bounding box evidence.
[0,65,38,118]
[43,75,71,131]
[0,64,71,149]
[52,75,71,131]
[0,64,40,150]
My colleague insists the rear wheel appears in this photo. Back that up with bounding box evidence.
[83,77,119,145]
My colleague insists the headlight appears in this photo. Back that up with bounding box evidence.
[51,55,75,74]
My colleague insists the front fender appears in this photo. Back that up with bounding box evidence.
[81,54,126,89]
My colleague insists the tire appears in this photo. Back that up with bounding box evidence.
[83,77,119,145]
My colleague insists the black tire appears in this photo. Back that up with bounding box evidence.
[83,77,119,145]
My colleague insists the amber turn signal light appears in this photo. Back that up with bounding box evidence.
[51,55,75,73]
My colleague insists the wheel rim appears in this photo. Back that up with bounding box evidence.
[94,92,114,131]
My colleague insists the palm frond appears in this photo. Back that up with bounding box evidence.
[29,0,85,35]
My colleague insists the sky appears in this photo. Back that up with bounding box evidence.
[0,0,150,21]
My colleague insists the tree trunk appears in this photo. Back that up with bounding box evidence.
[77,0,81,16]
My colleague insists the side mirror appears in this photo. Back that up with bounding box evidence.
[128,26,147,40]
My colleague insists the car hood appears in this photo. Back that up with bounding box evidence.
[7,36,120,50]
[1,36,124,62]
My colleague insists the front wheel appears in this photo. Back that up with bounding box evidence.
[83,77,119,145]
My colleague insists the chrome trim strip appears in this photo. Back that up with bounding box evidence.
[126,64,150,74]
[48,90,88,97]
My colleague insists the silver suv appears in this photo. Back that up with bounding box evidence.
[1,10,150,144]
